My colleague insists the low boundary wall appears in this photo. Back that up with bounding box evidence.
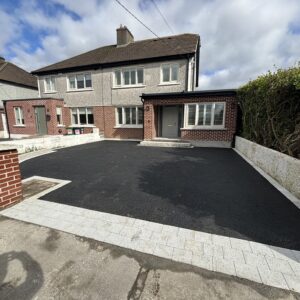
[235,136,300,199]
[0,133,102,154]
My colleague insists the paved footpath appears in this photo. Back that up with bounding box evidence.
[1,195,300,294]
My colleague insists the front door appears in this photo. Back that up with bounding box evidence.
[162,106,179,138]
[34,106,47,135]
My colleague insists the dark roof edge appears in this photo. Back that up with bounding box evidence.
[0,79,38,90]
[3,97,64,102]
[32,53,196,76]
[141,89,237,99]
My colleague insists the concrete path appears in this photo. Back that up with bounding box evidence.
[1,216,299,300]
[1,193,300,294]
[19,149,56,163]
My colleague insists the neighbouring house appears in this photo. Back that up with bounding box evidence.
[0,57,38,138]
[3,25,237,147]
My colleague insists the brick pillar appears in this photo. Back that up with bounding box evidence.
[0,149,23,209]
[143,102,154,140]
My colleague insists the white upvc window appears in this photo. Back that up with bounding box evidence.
[115,106,143,127]
[161,63,179,83]
[113,67,144,87]
[71,107,94,125]
[56,107,63,125]
[68,73,92,90]
[14,107,24,125]
[44,76,56,92]
[184,102,226,128]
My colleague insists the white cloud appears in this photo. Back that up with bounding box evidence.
[1,0,299,89]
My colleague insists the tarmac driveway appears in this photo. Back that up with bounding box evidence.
[20,141,300,250]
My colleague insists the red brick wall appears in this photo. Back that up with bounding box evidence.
[99,106,143,140]
[144,95,237,142]
[5,99,66,136]
[0,149,22,209]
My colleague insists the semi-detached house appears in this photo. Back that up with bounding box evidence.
[4,26,237,147]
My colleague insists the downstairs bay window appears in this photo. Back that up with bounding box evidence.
[185,103,225,128]
[116,106,143,127]
[71,107,94,125]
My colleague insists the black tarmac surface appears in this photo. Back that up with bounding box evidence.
[21,141,300,250]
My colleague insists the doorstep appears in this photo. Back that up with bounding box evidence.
[139,139,193,148]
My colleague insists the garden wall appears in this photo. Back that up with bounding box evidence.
[0,133,102,154]
[235,136,300,199]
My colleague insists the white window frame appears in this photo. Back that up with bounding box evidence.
[184,102,226,129]
[14,107,25,126]
[44,76,56,93]
[56,107,63,126]
[67,73,92,91]
[113,67,144,88]
[160,63,179,84]
[71,107,94,126]
[115,106,143,128]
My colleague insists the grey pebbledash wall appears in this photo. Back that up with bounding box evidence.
[235,136,300,199]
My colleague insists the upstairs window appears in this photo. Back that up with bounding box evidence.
[68,73,92,90]
[14,107,24,125]
[44,76,56,92]
[161,63,179,83]
[71,107,94,125]
[116,107,143,126]
[185,103,225,128]
[113,68,144,87]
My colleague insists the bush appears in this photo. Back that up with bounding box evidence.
[237,65,300,158]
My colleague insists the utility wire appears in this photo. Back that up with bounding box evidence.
[150,0,174,34]
[114,0,159,38]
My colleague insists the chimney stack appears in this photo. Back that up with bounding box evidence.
[116,25,134,47]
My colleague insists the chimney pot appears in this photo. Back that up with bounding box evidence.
[116,25,134,47]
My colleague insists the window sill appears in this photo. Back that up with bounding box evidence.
[44,91,58,94]
[112,85,146,89]
[66,88,94,93]
[13,124,25,127]
[181,127,227,131]
[68,124,96,128]
[158,82,180,86]
[57,125,65,127]
[114,125,143,129]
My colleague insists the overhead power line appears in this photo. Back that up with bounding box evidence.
[150,0,174,34]
[114,0,159,38]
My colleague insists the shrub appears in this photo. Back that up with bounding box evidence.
[237,65,300,158]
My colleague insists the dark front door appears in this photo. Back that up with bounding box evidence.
[162,106,179,138]
[35,106,47,135]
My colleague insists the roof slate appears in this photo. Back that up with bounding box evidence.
[33,33,200,74]
[0,61,38,89]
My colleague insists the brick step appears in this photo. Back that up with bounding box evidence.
[139,140,193,148]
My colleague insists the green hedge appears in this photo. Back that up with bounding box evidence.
[237,65,300,158]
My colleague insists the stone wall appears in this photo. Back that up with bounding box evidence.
[235,136,300,199]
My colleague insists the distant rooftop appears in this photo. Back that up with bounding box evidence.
[0,57,38,89]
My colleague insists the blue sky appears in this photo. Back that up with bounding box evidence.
[0,0,299,89]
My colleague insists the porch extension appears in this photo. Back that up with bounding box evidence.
[141,89,237,148]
